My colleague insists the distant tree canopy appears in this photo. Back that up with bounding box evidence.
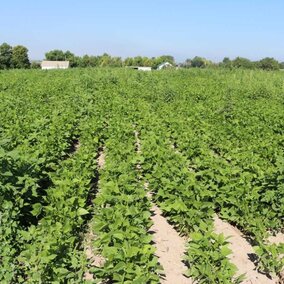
[218,56,280,71]
[12,45,30,69]
[45,49,65,61]
[44,50,176,69]
[232,57,256,69]
[0,43,13,69]
[0,43,30,69]
[257,57,280,71]
[0,42,282,71]
[182,56,214,68]
[30,61,41,69]
[192,56,213,68]
[45,50,77,67]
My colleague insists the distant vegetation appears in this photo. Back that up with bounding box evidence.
[44,49,175,69]
[0,43,30,69]
[1,68,283,283]
[182,56,282,71]
[0,42,283,70]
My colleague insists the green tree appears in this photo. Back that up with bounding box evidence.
[0,42,12,69]
[280,62,284,69]
[109,56,123,67]
[77,55,88,67]
[221,57,232,68]
[64,50,76,67]
[132,56,144,66]
[181,58,192,68]
[142,57,153,67]
[159,55,175,65]
[30,61,41,69]
[124,57,134,66]
[152,55,175,69]
[258,57,280,71]
[45,49,78,66]
[77,55,99,67]
[11,45,30,69]
[191,56,209,68]
[232,57,254,69]
[45,50,65,61]
[99,53,112,67]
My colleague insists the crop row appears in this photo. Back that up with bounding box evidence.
[88,100,160,283]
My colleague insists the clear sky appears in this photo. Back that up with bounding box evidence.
[1,0,283,62]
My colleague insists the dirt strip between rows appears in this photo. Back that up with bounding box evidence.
[172,143,283,283]
[149,196,192,284]
[214,216,277,284]
[84,147,106,281]
[268,233,284,245]
[137,130,192,283]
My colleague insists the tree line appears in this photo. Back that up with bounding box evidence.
[0,43,30,69]
[183,56,284,71]
[0,42,283,71]
[44,49,175,69]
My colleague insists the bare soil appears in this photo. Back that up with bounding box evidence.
[150,204,193,284]
[145,181,192,284]
[98,147,106,169]
[214,216,277,284]
[84,227,105,281]
[268,233,284,245]
[84,147,106,281]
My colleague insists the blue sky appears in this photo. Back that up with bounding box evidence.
[1,0,283,62]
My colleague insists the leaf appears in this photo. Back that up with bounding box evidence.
[77,207,89,216]
[220,246,232,257]
[31,203,42,216]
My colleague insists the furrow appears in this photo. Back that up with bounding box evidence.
[150,203,192,284]
[84,147,106,281]
[214,216,277,284]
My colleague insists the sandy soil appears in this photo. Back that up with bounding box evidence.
[268,233,284,284]
[84,228,105,281]
[98,147,106,169]
[214,216,277,284]
[145,181,192,284]
[84,147,106,281]
[134,130,141,153]
[268,233,284,245]
[74,140,81,152]
[150,204,193,284]
[144,141,191,283]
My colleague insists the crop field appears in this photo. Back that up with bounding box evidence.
[0,68,283,283]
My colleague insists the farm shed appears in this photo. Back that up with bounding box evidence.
[128,66,152,71]
[41,61,70,70]
[157,62,173,70]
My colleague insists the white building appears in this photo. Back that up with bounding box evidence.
[129,66,152,71]
[157,62,173,70]
[137,66,152,71]
[41,61,70,70]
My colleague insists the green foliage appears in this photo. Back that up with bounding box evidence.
[0,68,283,283]
[231,57,255,69]
[187,231,245,283]
[0,42,30,69]
[258,57,280,70]
[91,115,160,283]
[190,56,213,68]
[45,49,77,67]
[254,243,284,276]
[44,49,175,69]
[11,45,30,69]
[0,42,12,69]
[30,61,41,69]
[45,49,66,61]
